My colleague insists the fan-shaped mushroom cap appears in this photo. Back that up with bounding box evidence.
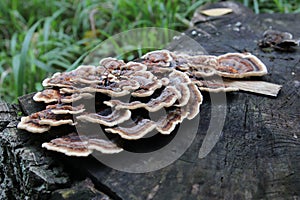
[42,133,123,157]
[99,57,125,69]
[168,70,191,106]
[45,104,85,115]
[33,89,94,103]
[171,53,218,77]
[130,71,163,97]
[76,109,131,127]
[19,110,74,127]
[42,65,99,88]
[172,52,268,78]
[105,119,157,140]
[60,93,94,103]
[216,53,268,78]
[156,108,188,135]
[142,50,173,67]
[104,86,181,112]
[193,79,239,93]
[123,61,148,72]
[17,105,76,133]
[184,83,203,120]
[17,121,50,133]
[33,89,61,103]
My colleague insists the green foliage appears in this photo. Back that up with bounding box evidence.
[0,0,299,102]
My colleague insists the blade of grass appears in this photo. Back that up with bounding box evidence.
[12,53,20,97]
[18,19,42,97]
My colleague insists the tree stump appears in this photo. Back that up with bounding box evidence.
[1,2,299,200]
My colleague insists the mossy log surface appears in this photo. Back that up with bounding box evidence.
[1,2,299,200]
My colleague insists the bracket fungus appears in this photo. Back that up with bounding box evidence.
[42,133,123,157]
[18,49,281,156]
[33,89,94,104]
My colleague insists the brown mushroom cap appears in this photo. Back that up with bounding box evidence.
[99,57,125,69]
[172,53,218,77]
[105,119,157,140]
[33,89,61,103]
[142,50,173,67]
[172,52,268,78]
[156,108,188,135]
[45,104,85,115]
[130,71,163,97]
[76,109,131,127]
[193,79,239,93]
[33,89,94,104]
[20,110,74,126]
[104,86,181,112]
[184,83,203,120]
[42,133,123,157]
[17,121,51,133]
[168,70,191,106]
[216,53,268,78]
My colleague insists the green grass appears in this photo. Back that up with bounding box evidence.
[0,0,299,102]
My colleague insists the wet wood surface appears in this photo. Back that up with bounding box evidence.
[2,2,300,200]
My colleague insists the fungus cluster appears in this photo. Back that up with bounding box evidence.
[18,50,274,156]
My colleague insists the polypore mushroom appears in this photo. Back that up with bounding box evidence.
[142,50,173,67]
[18,49,281,157]
[17,121,51,133]
[130,71,163,97]
[33,89,61,103]
[105,119,157,140]
[168,70,191,106]
[183,83,203,120]
[193,79,239,93]
[18,109,74,133]
[171,51,268,78]
[104,86,181,112]
[33,89,94,104]
[156,107,188,134]
[45,104,85,115]
[76,109,131,127]
[215,53,268,78]
[42,133,123,157]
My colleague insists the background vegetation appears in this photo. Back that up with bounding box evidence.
[0,0,299,102]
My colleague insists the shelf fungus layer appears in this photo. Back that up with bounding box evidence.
[17,49,280,156]
[42,133,123,157]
